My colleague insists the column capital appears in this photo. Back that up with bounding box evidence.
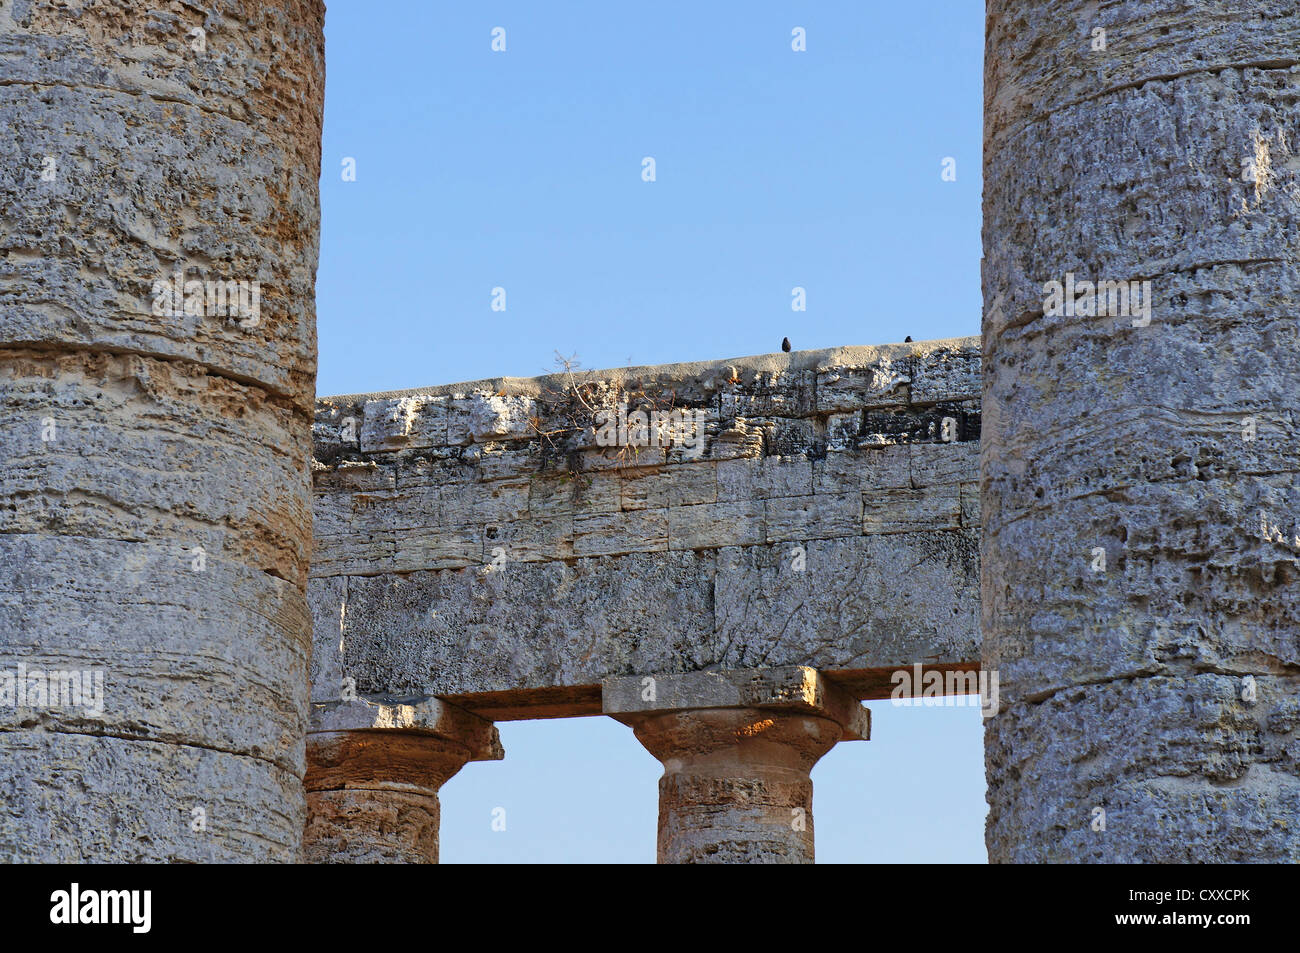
[309,696,504,761]
[602,665,870,740]
[304,696,502,864]
[603,666,869,863]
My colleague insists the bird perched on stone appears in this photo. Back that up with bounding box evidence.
[781,337,791,352]
[904,335,913,342]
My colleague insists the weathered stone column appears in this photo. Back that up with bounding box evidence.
[605,666,869,864]
[0,3,324,860]
[304,698,503,864]
[982,2,1300,861]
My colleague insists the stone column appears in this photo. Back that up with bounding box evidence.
[304,698,503,864]
[982,1,1300,861]
[605,666,869,864]
[0,3,324,860]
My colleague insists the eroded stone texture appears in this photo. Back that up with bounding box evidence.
[310,340,982,719]
[982,0,1300,861]
[985,674,1300,863]
[0,732,304,863]
[0,1,324,861]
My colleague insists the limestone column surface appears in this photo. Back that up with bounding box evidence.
[982,0,1300,861]
[0,1,325,861]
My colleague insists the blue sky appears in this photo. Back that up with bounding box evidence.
[318,1,986,862]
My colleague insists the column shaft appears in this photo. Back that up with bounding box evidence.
[982,0,1300,861]
[0,1,324,861]
[633,708,841,864]
[305,731,466,864]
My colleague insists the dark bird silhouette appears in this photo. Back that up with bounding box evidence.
[904,335,913,342]
[781,337,791,353]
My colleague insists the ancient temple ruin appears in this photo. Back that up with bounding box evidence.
[2,1,1296,863]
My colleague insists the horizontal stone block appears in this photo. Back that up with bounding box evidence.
[314,461,396,494]
[765,491,861,542]
[463,479,531,524]
[309,697,503,763]
[574,508,668,557]
[863,485,962,535]
[719,456,815,502]
[602,665,870,741]
[310,533,979,713]
[859,403,979,447]
[763,417,819,457]
[483,517,574,564]
[669,500,764,551]
[623,461,718,510]
[335,552,718,700]
[909,441,980,489]
[470,446,539,481]
[445,392,537,444]
[703,423,765,461]
[312,532,396,577]
[816,357,910,412]
[578,445,669,471]
[911,346,981,405]
[813,446,911,494]
[714,533,980,673]
[577,472,627,515]
[391,524,483,572]
[826,412,862,451]
[720,369,814,418]
[360,396,448,452]
[311,341,985,713]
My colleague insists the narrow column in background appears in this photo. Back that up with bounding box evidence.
[605,666,870,864]
[304,698,503,863]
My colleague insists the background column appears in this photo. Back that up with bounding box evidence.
[982,0,1300,861]
[304,698,503,864]
[606,666,870,864]
[0,1,325,860]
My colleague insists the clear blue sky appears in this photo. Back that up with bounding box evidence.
[318,0,987,862]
